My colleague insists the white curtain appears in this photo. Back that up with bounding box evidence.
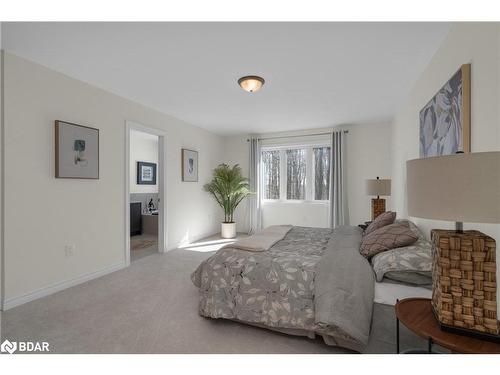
[248,138,262,234]
[330,131,349,228]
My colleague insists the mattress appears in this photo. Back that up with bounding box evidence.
[374,280,431,306]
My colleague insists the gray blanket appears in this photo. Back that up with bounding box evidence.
[191,226,374,351]
[315,225,374,346]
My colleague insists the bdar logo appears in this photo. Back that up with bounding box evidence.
[1,340,17,354]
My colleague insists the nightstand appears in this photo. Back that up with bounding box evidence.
[395,298,500,354]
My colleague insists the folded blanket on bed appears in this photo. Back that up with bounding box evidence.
[222,225,292,252]
[314,226,375,347]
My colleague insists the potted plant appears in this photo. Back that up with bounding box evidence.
[204,163,253,238]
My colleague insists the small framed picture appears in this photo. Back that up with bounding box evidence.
[137,161,157,185]
[182,149,198,182]
[55,120,99,179]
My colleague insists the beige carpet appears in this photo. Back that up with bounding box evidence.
[0,236,435,354]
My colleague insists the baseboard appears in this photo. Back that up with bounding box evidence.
[2,261,126,310]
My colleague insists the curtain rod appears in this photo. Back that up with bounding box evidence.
[246,130,348,142]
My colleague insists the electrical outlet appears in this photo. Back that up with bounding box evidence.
[64,244,76,257]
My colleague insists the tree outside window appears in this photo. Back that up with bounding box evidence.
[286,149,307,200]
[261,144,331,202]
[313,147,330,200]
[262,150,280,199]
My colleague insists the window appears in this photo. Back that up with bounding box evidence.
[313,147,330,200]
[261,144,331,202]
[286,149,307,200]
[262,150,280,199]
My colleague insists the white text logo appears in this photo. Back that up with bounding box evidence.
[1,340,50,354]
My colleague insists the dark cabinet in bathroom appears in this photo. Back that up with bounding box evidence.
[130,202,142,236]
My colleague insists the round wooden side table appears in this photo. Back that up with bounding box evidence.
[395,298,500,354]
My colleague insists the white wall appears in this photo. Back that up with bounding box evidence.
[391,23,500,313]
[3,53,224,306]
[0,22,4,311]
[224,135,251,232]
[224,123,392,232]
[342,123,392,225]
[262,201,329,228]
[130,129,158,194]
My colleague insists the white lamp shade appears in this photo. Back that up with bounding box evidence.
[366,178,391,196]
[406,151,500,223]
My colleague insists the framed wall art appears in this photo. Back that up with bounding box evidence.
[55,120,99,179]
[419,64,471,158]
[182,149,198,182]
[137,161,157,185]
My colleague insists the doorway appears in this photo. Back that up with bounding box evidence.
[125,121,167,265]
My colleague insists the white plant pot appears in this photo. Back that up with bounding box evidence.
[221,222,236,239]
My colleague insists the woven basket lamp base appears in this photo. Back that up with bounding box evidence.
[431,229,500,342]
[371,198,386,220]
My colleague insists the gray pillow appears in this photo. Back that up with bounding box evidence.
[384,272,432,287]
[395,218,426,238]
[360,221,418,259]
[364,211,396,236]
[371,220,433,283]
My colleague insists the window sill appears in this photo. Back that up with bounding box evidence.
[262,200,330,206]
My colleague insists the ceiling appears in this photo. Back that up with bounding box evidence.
[2,22,451,135]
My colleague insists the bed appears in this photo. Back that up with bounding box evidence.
[191,225,374,352]
[375,280,431,305]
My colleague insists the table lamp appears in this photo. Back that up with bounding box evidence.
[407,151,500,342]
[366,177,391,220]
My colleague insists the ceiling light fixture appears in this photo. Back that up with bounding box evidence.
[238,75,265,93]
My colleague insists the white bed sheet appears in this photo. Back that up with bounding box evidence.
[374,281,431,306]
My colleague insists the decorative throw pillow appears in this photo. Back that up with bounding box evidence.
[395,219,425,239]
[371,219,432,285]
[363,211,396,236]
[371,242,432,282]
[360,221,418,259]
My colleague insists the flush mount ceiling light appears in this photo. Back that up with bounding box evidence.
[238,75,265,93]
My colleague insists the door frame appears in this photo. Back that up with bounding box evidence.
[125,120,168,266]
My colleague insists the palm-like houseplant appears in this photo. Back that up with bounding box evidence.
[204,163,253,238]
